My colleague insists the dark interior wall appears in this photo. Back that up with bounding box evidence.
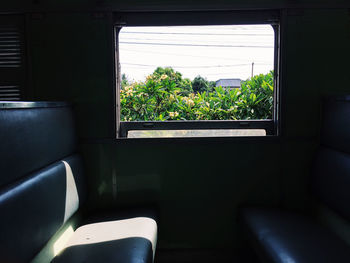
[2,0,349,250]
[0,0,349,11]
[27,13,115,139]
[281,8,350,209]
[81,138,282,249]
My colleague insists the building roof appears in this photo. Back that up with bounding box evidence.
[215,78,242,88]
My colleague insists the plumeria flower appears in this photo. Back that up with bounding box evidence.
[160,74,168,80]
[183,97,195,107]
[169,111,179,118]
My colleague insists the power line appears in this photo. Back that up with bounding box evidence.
[205,73,252,77]
[120,37,273,45]
[122,62,258,68]
[122,62,270,68]
[120,31,273,36]
[120,41,273,48]
[120,48,273,63]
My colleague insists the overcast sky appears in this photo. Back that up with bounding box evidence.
[119,25,274,82]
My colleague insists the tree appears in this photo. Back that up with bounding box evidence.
[121,73,130,89]
[120,69,274,121]
[152,67,193,95]
[192,75,213,93]
[209,81,216,89]
[238,71,274,119]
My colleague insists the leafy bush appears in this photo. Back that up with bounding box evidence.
[120,68,274,121]
[192,75,215,93]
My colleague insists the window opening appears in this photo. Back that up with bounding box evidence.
[117,24,278,138]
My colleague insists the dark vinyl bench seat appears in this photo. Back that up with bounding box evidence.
[52,215,157,263]
[0,101,157,263]
[241,208,350,263]
[240,96,350,263]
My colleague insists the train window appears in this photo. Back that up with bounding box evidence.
[114,12,280,138]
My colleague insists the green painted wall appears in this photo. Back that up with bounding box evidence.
[27,13,115,139]
[81,139,282,248]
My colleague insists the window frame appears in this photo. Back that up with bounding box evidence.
[114,10,281,138]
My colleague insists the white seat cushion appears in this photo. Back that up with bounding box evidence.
[52,217,157,263]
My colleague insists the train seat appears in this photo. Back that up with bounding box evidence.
[241,208,350,262]
[240,96,350,263]
[51,216,157,263]
[0,101,157,263]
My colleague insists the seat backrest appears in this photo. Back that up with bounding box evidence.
[312,96,350,221]
[0,102,86,262]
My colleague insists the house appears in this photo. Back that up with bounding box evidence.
[215,78,241,89]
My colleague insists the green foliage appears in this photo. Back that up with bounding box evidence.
[121,73,130,89]
[192,75,214,93]
[237,72,274,119]
[153,67,193,95]
[120,67,274,121]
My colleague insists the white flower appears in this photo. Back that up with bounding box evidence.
[183,97,195,107]
[160,74,168,80]
[169,111,179,118]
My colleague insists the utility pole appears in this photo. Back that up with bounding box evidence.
[251,62,254,78]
